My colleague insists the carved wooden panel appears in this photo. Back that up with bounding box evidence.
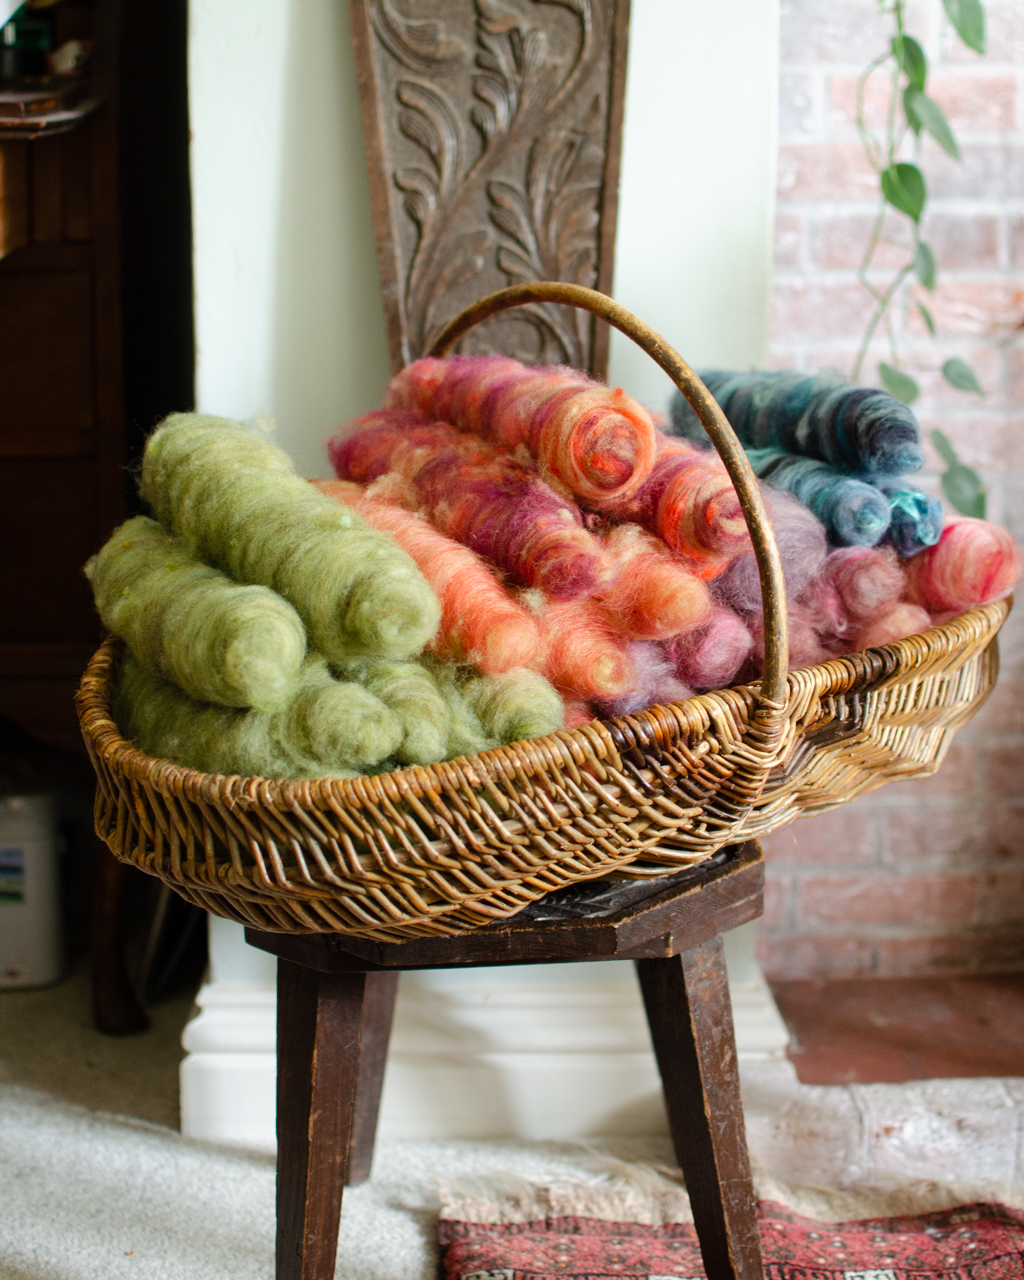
[350,0,630,377]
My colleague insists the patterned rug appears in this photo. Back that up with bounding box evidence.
[440,1201,1024,1280]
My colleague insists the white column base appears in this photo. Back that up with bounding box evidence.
[180,919,790,1151]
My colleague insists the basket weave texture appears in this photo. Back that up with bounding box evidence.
[76,285,1011,940]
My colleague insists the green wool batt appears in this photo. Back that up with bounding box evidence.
[140,414,441,663]
[86,515,306,713]
[344,659,452,766]
[115,650,402,779]
[462,667,565,744]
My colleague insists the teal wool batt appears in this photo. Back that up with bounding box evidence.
[461,667,565,744]
[879,481,943,557]
[115,650,402,779]
[140,414,441,663]
[86,516,306,712]
[747,447,891,547]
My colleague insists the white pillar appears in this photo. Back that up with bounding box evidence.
[182,0,785,1149]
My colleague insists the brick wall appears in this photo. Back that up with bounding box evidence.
[758,0,1024,979]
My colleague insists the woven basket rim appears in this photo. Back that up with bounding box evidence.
[75,599,1009,813]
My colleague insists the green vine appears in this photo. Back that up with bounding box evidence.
[853,0,988,515]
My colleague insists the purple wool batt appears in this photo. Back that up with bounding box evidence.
[713,485,828,614]
[600,641,694,717]
[666,605,754,691]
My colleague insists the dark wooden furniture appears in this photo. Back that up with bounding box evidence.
[246,839,766,1280]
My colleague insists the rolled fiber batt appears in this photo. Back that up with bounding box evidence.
[386,354,658,504]
[904,518,1023,613]
[314,478,541,674]
[670,369,924,477]
[86,515,306,713]
[115,650,402,779]
[328,410,614,601]
[746,447,891,547]
[140,414,440,664]
[596,523,711,641]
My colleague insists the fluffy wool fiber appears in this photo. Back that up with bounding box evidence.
[460,666,565,744]
[880,481,944,557]
[518,593,636,700]
[670,369,924,477]
[114,649,402,779]
[597,435,750,576]
[822,546,906,622]
[328,411,614,601]
[601,641,694,717]
[596,523,711,640]
[140,413,440,664]
[85,516,306,712]
[666,605,754,690]
[339,657,453,765]
[385,355,658,504]
[747,602,832,673]
[747,447,891,546]
[858,602,932,649]
[904,517,1023,613]
[314,478,541,674]
[714,485,827,614]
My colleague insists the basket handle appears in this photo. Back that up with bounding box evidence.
[428,281,790,707]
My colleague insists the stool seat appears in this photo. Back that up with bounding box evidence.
[246,838,767,1280]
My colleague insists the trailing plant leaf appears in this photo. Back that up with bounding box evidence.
[893,33,927,90]
[918,302,936,336]
[879,361,920,404]
[914,242,936,290]
[931,428,986,518]
[881,163,926,222]
[903,88,961,160]
[942,0,985,53]
[942,357,984,393]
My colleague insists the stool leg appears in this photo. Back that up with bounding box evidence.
[346,971,399,1186]
[276,959,368,1280]
[636,941,764,1280]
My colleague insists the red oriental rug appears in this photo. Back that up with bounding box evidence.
[439,1201,1024,1280]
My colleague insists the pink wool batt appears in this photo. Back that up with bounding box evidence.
[747,602,832,674]
[797,546,906,648]
[858,603,932,650]
[598,435,751,577]
[312,479,541,674]
[903,518,1023,613]
[385,356,658,504]
[714,487,827,614]
[596,523,711,641]
[327,410,615,602]
[667,605,753,690]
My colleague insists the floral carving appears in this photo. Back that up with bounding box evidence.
[359,0,622,372]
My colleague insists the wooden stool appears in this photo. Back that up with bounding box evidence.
[246,838,766,1280]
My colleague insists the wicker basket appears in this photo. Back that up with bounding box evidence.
[76,284,1010,941]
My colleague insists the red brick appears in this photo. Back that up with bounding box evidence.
[917,411,1024,472]
[779,72,819,139]
[1009,216,1024,270]
[927,143,1024,200]
[999,478,1024,549]
[779,2,891,64]
[797,873,978,928]
[757,933,875,982]
[958,680,1024,738]
[774,212,805,271]
[928,73,1018,131]
[908,280,1024,339]
[1003,343,1024,405]
[901,348,1001,407]
[884,802,1024,865]
[777,142,879,204]
[872,743,980,807]
[978,867,1024,925]
[983,742,1024,798]
[924,213,1001,271]
[809,212,910,271]
[771,280,876,340]
[761,808,879,866]
[876,931,1024,976]
[760,874,791,930]
[828,73,894,133]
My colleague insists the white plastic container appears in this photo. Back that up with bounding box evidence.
[0,794,62,988]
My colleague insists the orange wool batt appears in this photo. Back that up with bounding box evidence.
[904,517,1023,614]
[313,479,541,674]
[385,355,658,505]
[595,523,711,641]
[521,594,636,701]
[596,436,751,577]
